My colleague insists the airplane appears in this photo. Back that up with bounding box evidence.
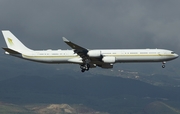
[2,30,179,72]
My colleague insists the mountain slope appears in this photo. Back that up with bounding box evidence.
[142,101,180,114]
[0,74,180,113]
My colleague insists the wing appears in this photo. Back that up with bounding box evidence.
[62,37,114,71]
[62,37,89,60]
[62,37,86,50]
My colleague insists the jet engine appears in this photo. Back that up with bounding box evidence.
[102,56,115,63]
[87,50,101,57]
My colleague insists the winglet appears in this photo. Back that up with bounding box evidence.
[62,37,87,51]
[62,37,70,42]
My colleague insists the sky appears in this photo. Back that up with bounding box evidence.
[0,0,180,74]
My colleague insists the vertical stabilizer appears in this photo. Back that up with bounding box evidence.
[2,30,32,53]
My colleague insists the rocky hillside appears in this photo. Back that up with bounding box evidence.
[0,102,108,114]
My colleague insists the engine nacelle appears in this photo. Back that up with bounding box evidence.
[102,56,115,63]
[87,50,101,57]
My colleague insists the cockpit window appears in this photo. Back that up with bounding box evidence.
[171,52,175,54]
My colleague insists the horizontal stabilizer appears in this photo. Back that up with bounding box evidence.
[2,48,21,54]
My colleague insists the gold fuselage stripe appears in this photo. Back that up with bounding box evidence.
[22,54,174,59]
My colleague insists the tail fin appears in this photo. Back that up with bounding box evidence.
[2,30,32,53]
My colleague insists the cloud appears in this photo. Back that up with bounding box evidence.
[0,0,179,69]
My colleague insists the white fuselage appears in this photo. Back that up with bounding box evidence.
[2,30,178,72]
[20,49,178,64]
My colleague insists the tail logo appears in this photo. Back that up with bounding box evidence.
[8,38,14,46]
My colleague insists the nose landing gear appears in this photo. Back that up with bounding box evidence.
[162,61,166,68]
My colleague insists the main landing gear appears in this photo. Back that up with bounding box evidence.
[162,61,166,68]
[80,64,90,72]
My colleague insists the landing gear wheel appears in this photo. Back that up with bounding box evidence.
[81,69,85,72]
[86,64,90,71]
[162,65,165,68]
[162,61,166,68]
[80,65,85,70]
[80,64,90,72]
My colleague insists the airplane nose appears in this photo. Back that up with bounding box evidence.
[175,53,179,58]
